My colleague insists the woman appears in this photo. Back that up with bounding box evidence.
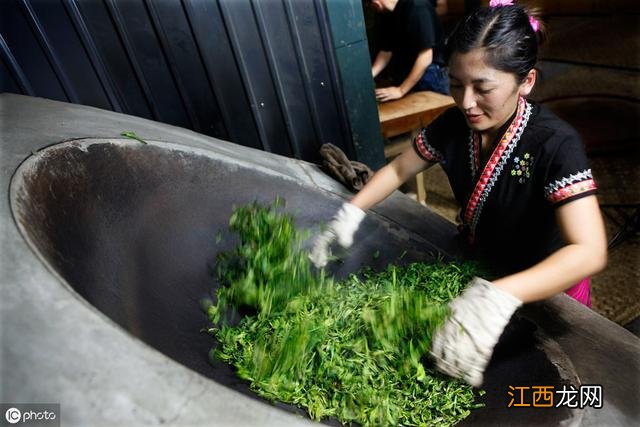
[310,1,607,387]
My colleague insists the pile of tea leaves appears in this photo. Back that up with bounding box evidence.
[206,200,484,426]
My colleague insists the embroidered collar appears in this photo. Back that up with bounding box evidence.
[463,97,532,243]
[468,107,518,178]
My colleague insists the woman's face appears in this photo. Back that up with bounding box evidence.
[448,49,535,136]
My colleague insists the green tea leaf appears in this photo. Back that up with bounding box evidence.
[207,200,483,426]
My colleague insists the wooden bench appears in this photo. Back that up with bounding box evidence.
[377,91,455,204]
[378,91,455,139]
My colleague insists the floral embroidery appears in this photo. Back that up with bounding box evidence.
[414,128,444,162]
[545,169,597,203]
[463,97,532,243]
[510,152,534,183]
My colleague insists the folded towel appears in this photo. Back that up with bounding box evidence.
[319,143,373,192]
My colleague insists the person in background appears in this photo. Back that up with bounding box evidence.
[368,0,450,101]
[312,0,607,386]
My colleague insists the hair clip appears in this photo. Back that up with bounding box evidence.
[489,0,514,6]
[528,16,540,32]
[489,0,540,32]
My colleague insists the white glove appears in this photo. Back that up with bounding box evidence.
[430,277,522,387]
[309,202,365,268]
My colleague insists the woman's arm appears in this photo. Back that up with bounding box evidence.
[372,50,393,78]
[350,145,434,211]
[430,195,606,385]
[399,48,433,96]
[309,145,433,267]
[493,195,608,303]
[376,48,433,102]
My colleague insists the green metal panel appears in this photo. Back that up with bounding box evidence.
[325,0,367,48]
[333,41,385,169]
[325,0,385,169]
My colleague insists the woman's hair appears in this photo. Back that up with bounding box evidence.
[444,4,545,82]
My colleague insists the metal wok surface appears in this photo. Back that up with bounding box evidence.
[11,139,581,426]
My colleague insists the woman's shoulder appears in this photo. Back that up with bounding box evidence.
[525,102,591,168]
[527,101,582,144]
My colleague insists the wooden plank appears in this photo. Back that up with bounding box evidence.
[378,91,454,138]
[378,91,454,122]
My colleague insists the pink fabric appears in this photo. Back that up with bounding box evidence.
[488,0,540,33]
[489,0,514,6]
[528,16,540,32]
[564,278,592,308]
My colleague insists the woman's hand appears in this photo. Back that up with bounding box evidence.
[309,203,365,268]
[430,277,522,387]
[376,86,405,102]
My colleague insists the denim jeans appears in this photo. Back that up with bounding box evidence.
[413,63,449,95]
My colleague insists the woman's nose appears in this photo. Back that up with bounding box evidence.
[461,88,477,110]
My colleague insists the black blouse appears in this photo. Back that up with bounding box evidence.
[378,0,445,81]
[413,98,597,274]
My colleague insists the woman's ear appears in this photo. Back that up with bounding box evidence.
[519,69,537,96]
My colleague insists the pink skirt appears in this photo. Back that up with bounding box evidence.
[565,278,592,308]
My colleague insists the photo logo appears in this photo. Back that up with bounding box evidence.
[1,404,59,426]
[4,407,21,424]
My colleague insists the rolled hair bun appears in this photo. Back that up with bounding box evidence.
[445,2,546,82]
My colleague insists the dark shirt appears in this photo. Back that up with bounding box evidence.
[412,99,598,275]
[379,0,445,84]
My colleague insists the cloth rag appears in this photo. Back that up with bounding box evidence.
[319,143,373,192]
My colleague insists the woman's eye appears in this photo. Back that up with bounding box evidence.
[477,88,493,95]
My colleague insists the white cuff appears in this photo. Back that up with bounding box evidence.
[332,202,365,248]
